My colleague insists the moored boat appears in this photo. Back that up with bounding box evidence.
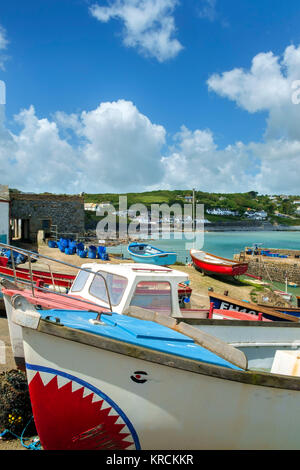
[0,258,75,289]
[190,249,248,277]
[288,282,298,288]
[208,291,300,321]
[128,243,177,266]
[0,252,76,311]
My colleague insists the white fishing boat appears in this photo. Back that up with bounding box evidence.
[2,242,300,373]
[10,297,300,450]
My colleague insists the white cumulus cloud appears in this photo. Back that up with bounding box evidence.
[89,0,183,62]
[0,100,166,194]
[160,126,257,193]
[3,44,300,195]
[77,99,166,189]
[207,44,300,140]
[206,44,300,194]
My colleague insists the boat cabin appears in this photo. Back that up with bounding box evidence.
[69,263,189,317]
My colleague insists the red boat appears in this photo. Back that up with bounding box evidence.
[190,249,248,277]
[0,256,75,288]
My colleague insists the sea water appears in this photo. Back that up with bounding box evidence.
[107,230,300,298]
[108,231,300,263]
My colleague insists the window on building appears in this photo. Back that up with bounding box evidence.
[41,219,51,230]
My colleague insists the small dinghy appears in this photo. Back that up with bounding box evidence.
[128,243,177,266]
[190,249,248,277]
[288,282,298,288]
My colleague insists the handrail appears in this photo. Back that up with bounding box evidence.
[0,242,113,313]
[10,247,17,282]
[28,255,35,297]
[1,278,110,313]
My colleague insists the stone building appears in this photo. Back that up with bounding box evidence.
[9,192,85,242]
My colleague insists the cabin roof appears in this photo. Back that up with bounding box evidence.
[80,262,188,280]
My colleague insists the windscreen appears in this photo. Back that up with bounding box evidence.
[129,281,172,315]
[89,272,128,306]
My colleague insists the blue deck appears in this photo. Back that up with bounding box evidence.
[39,309,241,370]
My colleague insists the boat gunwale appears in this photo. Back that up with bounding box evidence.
[35,317,300,392]
[174,317,300,328]
[258,304,300,314]
[209,292,300,322]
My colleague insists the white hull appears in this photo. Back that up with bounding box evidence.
[3,294,24,364]
[20,321,300,450]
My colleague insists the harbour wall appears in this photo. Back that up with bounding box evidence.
[205,221,300,231]
[234,254,300,283]
[244,248,300,257]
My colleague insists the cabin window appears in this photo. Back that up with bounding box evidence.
[71,270,91,292]
[89,272,128,306]
[129,281,172,315]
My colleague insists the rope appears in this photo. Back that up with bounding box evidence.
[0,416,41,450]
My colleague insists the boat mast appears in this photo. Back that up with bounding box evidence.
[192,188,196,252]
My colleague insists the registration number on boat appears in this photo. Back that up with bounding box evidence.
[220,301,257,315]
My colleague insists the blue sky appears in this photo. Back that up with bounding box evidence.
[1,0,300,194]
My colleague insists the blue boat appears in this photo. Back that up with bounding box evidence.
[127,242,177,266]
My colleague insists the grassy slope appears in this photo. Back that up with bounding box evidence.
[83,190,300,224]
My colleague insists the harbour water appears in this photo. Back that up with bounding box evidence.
[108,230,300,263]
[107,230,300,299]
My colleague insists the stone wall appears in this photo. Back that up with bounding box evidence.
[246,258,300,283]
[244,247,300,257]
[234,253,300,283]
[10,193,85,242]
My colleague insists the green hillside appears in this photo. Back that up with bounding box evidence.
[83,190,300,223]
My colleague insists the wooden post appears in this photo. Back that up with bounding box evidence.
[208,302,214,319]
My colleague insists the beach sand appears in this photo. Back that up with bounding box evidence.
[0,245,254,450]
